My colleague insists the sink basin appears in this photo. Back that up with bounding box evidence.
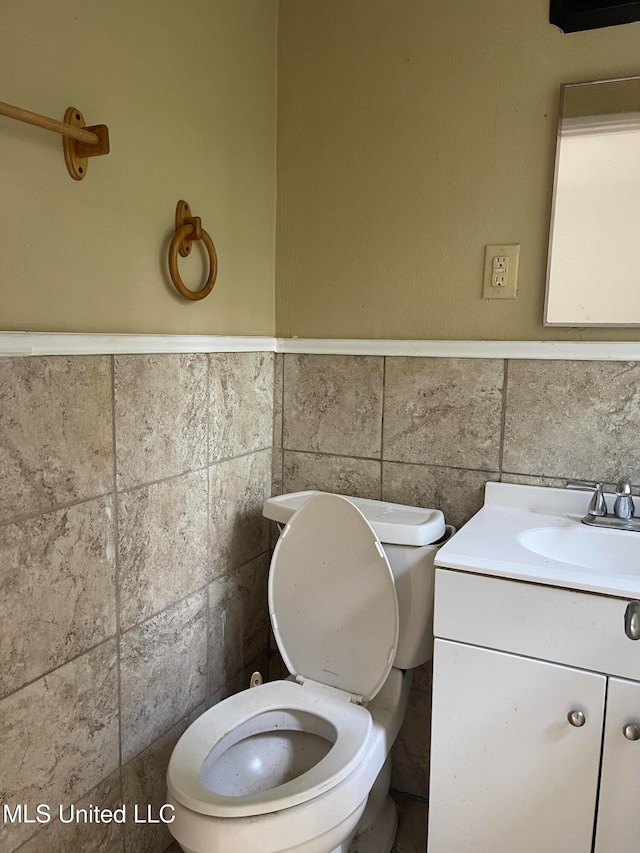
[519,526,640,573]
[435,482,640,598]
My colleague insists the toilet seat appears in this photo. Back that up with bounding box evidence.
[270,493,400,701]
[167,679,372,818]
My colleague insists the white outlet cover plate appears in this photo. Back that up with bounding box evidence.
[483,244,520,299]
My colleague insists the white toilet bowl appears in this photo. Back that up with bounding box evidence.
[167,492,449,853]
[167,669,410,853]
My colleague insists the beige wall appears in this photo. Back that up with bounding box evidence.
[0,0,277,334]
[276,0,640,340]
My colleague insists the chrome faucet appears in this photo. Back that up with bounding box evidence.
[567,479,640,532]
[614,478,635,520]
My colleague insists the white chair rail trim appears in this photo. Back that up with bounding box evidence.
[2,333,640,360]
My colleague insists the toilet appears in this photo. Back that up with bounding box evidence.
[167,491,451,853]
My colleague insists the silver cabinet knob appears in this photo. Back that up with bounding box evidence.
[568,710,586,727]
[625,601,640,640]
[623,723,640,741]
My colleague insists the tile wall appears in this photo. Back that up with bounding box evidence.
[0,351,274,853]
[4,347,639,853]
[274,353,640,800]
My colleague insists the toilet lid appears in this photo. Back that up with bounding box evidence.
[269,493,399,702]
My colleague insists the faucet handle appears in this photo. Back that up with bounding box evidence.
[616,478,632,495]
[614,478,635,520]
[567,481,607,517]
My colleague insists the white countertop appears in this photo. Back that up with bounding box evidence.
[435,482,640,599]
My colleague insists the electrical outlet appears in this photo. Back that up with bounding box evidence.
[483,244,520,299]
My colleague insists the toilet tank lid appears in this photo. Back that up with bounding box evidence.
[263,491,445,546]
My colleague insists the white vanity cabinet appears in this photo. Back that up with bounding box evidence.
[427,569,640,853]
[595,677,640,851]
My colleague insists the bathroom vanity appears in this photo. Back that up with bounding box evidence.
[428,483,640,853]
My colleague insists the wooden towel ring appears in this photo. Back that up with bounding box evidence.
[168,200,218,301]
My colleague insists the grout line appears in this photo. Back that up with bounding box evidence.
[120,647,271,772]
[120,698,203,771]
[120,448,272,496]
[111,355,125,792]
[271,351,278,496]
[500,467,565,479]
[282,447,382,463]
[0,447,272,531]
[281,352,287,464]
[206,352,212,467]
[379,356,386,500]
[213,549,273,583]
[278,353,284,491]
[0,569,241,707]
[119,555,273,769]
[281,447,500,476]
[205,353,211,705]
[208,445,273,468]
[0,490,115,529]
[119,583,212,638]
[0,635,117,703]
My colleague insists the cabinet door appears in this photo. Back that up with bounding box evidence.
[594,677,640,852]
[427,640,606,853]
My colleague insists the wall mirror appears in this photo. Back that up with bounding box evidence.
[545,76,640,326]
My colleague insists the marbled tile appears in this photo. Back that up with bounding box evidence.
[391,680,431,800]
[209,352,274,462]
[382,462,499,531]
[115,354,207,490]
[390,792,428,853]
[272,446,284,499]
[118,471,208,631]
[283,354,384,457]
[120,591,207,762]
[0,496,116,698]
[283,450,381,499]
[383,357,503,470]
[0,641,119,853]
[210,651,271,707]
[17,772,123,853]
[273,353,284,448]
[209,553,270,695]
[122,719,188,853]
[209,449,271,575]
[503,360,640,482]
[0,356,112,522]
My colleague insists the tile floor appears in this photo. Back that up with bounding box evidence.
[391,792,428,852]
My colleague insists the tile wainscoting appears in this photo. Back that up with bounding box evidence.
[0,351,274,853]
[273,352,640,800]
[3,341,640,853]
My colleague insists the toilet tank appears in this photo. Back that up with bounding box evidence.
[263,491,454,669]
